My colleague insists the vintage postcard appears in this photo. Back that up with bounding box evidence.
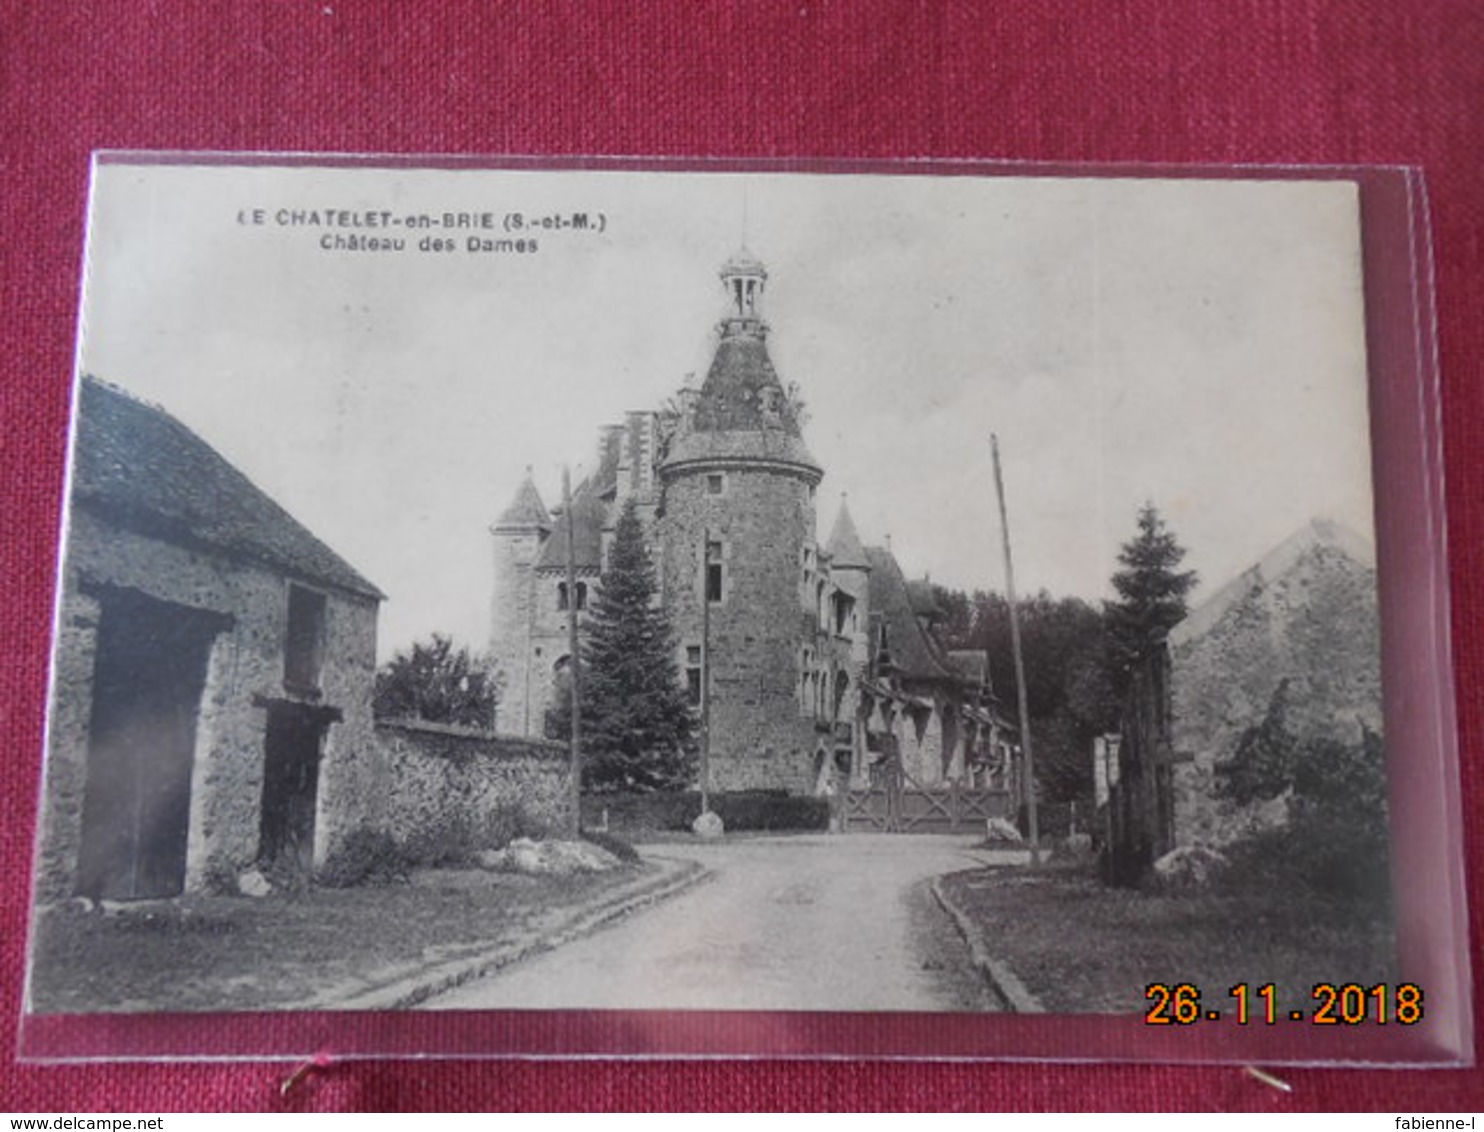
[21,157,1467,1063]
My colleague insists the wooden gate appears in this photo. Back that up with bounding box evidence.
[843,756,1014,833]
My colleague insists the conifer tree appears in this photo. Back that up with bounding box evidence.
[1105,502,1198,669]
[579,499,697,791]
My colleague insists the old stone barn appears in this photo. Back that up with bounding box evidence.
[38,378,580,905]
[37,378,384,901]
[491,252,1017,800]
[1100,518,1384,879]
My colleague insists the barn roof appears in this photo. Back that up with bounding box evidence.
[73,377,384,600]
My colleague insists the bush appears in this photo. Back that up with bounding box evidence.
[201,856,243,897]
[400,803,551,869]
[401,811,475,868]
[479,802,549,850]
[713,791,830,832]
[1214,686,1391,909]
[316,828,409,888]
[1217,803,1392,910]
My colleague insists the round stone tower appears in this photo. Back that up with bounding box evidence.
[658,251,823,793]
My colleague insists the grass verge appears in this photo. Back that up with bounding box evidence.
[937,859,1397,1015]
[28,865,644,1014]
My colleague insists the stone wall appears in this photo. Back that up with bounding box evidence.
[37,503,380,900]
[372,719,575,842]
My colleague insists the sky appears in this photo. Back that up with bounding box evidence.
[75,160,1375,661]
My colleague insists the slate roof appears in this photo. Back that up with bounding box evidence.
[664,424,820,471]
[864,546,957,683]
[825,498,870,569]
[494,472,552,531]
[720,247,767,278]
[691,334,796,433]
[74,377,383,600]
[662,329,820,474]
[534,482,607,571]
[589,426,624,499]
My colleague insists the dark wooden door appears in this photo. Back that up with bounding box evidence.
[76,591,219,900]
[258,704,326,877]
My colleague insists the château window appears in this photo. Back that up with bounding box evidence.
[557,582,568,611]
[557,581,587,611]
[833,591,855,635]
[706,472,725,496]
[284,584,327,694]
[685,645,702,705]
[705,540,724,603]
[575,581,587,610]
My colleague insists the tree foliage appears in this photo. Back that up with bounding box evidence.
[933,586,1118,804]
[373,633,497,730]
[577,499,696,791]
[1104,502,1198,669]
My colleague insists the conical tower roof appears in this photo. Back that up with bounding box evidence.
[661,251,820,478]
[493,470,551,532]
[825,497,869,569]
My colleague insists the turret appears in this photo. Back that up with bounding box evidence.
[825,495,872,667]
[489,469,550,736]
[657,252,824,793]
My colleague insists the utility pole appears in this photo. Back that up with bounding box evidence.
[563,466,582,834]
[991,435,1041,866]
[699,526,712,814]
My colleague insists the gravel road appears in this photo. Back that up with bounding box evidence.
[422,833,1000,1012]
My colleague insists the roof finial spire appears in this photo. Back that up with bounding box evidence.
[742,180,750,249]
[719,246,768,333]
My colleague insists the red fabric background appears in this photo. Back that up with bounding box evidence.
[3,0,1482,1112]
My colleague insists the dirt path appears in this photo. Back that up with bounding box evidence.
[422,833,1000,1011]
